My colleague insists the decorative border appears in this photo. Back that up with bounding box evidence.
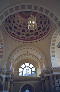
[0,4,60,28]
[50,30,58,67]
[7,45,45,70]
[20,84,34,92]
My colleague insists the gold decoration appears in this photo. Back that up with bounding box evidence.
[28,15,37,30]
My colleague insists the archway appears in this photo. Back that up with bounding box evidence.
[21,84,34,92]
[7,45,46,77]
[50,30,60,68]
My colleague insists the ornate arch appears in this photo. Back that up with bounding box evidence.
[7,45,46,73]
[21,84,34,92]
[50,30,60,67]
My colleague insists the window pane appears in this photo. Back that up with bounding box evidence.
[21,64,25,68]
[19,72,22,76]
[25,63,29,66]
[32,67,35,71]
[19,63,36,77]
[29,64,33,68]
[23,67,31,76]
[19,68,23,72]
[32,72,36,76]
[25,89,30,92]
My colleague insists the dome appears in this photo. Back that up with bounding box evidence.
[4,11,51,42]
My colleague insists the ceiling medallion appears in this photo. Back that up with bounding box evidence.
[28,15,37,30]
[4,11,51,42]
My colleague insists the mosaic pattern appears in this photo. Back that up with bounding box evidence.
[4,11,51,41]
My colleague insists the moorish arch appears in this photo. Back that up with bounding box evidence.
[7,45,46,76]
[21,84,34,92]
[50,30,60,68]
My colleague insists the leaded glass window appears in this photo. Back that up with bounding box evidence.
[19,63,36,76]
[25,89,30,92]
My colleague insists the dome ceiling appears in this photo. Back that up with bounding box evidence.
[4,11,51,42]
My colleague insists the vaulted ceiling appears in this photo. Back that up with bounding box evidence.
[0,0,60,70]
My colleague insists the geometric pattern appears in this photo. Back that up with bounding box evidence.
[7,45,46,74]
[19,63,36,76]
[50,31,59,67]
[4,11,51,42]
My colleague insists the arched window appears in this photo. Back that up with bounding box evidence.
[19,63,36,76]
